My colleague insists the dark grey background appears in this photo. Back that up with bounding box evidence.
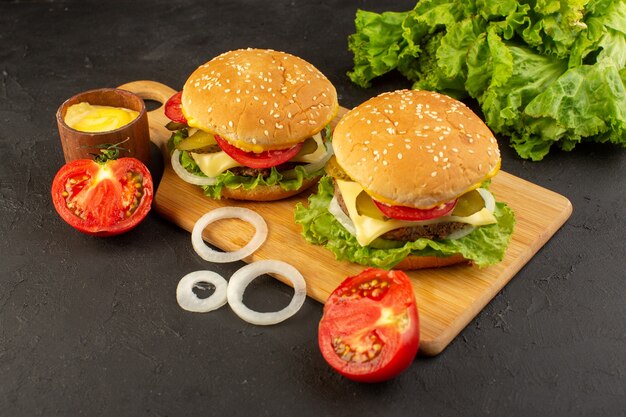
[1,1,624,416]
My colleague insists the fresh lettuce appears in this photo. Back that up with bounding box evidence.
[347,0,626,161]
[167,129,323,199]
[294,177,515,270]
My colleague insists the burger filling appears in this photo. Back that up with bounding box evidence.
[167,123,332,198]
[332,181,469,241]
[322,157,498,248]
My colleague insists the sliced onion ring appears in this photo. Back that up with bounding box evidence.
[171,149,218,186]
[282,142,334,179]
[328,196,357,236]
[227,260,307,325]
[477,188,496,212]
[446,225,476,240]
[176,270,228,313]
[192,207,268,263]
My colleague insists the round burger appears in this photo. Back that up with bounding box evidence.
[165,48,339,200]
[295,89,515,270]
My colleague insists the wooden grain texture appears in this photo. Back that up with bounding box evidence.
[118,80,573,356]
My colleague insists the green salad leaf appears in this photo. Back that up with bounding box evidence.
[294,177,515,270]
[348,0,626,160]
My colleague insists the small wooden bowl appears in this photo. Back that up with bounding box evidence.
[56,88,150,165]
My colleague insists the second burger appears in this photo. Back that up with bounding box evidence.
[165,48,339,201]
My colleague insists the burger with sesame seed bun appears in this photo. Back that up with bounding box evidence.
[295,89,515,270]
[164,48,339,200]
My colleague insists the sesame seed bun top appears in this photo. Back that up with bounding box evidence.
[332,89,501,209]
[181,48,338,152]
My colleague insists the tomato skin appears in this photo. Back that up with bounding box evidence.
[214,135,303,169]
[51,158,153,236]
[165,91,188,125]
[318,268,420,383]
[373,198,457,221]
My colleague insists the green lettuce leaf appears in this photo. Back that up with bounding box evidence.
[295,177,515,270]
[199,164,320,200]
[348,10,410,88]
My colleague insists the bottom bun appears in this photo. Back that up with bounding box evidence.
[220,176,320,201]
[393,253,470,270]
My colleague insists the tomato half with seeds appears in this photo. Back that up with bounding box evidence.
[318,268,420,383]
[373,198,457,221]
[51,158,153,236]
[214,134,303,169]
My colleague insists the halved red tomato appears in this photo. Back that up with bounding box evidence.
[373,198,457,221]
[214,134,303,169]
[51,158,153,236]
[164,91,188,125]
[318,268,420,383]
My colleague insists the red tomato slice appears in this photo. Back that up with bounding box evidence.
[318,268,420,383]
[164,91,188,124]
[51,158,153,236]
[373,198,457,221]
[214,134,304,169]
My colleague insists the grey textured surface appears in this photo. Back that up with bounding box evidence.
[1,1,625,416]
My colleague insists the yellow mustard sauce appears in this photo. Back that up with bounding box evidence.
[64,102,139,132]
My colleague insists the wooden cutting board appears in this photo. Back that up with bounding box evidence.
[119,80,572,356]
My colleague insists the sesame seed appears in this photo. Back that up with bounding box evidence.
[431,171,437,177]
[263,130,269,136]
[397,153,403,159]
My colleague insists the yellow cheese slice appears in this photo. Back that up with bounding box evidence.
[191,151,242,178]
[335,179,497,246]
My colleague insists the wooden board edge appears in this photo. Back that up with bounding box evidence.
[419,194,573,356]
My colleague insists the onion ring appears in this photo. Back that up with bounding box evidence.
[176,270,228,313]
[171,149,218,186]
[328,196,357,236]
[227,260,307,325]
[192,207,268,263]
[477,188,496,212]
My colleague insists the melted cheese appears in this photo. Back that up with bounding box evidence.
[335,179,497,246]
[190,132,327,178]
